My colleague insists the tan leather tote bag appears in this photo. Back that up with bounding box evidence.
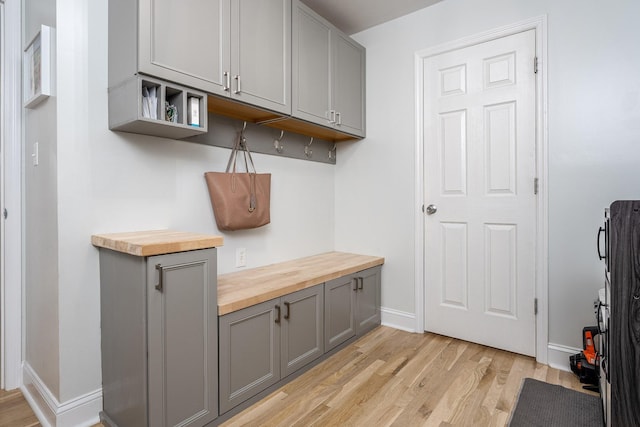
[204,130,271,231]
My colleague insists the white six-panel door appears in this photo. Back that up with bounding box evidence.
[423,30,537,356]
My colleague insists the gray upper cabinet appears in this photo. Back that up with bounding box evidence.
[332,32,366,137]
[291,3,331,127]
[228,0,291,114]
[98,247,218,427]
[110,0,290,115]
[109,0,228,93]
[292,1,366,138]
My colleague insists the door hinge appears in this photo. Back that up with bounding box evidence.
[534,178,539,195]
[534,56,539,74]
[534,298,538,315]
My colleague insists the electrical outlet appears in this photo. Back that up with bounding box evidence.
[235,248,247,268]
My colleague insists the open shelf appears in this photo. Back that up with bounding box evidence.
[109,75,208,139]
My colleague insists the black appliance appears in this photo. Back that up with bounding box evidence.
[597,201,640,426]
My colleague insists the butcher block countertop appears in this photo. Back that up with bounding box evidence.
[218,251,384,315]
[91,230,224,256]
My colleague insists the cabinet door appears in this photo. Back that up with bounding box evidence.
[324,275,357,352]
[292,1,331,126]
[332,31,366,137]
[147,249,218,427]
[219,299,281,414]
[281,285,324,377]
[139,0,230,94]
[355,266,381,336]
[230,0,291,114]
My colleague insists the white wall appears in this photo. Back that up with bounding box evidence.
[339,0,640,350]
[23,0,60,400]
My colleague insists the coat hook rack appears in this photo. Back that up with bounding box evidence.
[305,137,314,158]
[328,143,337,161]
[274,130,285,153]
[187,113,339,165]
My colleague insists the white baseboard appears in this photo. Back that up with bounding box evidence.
[22,362,102,427]
[547,343,581,372]
[381,307,417,332]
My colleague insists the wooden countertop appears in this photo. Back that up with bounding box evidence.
[91,230,224,256]
[218,251,384,315]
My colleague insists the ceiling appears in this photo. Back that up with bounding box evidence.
[300,0,443,35]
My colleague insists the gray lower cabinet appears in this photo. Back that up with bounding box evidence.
[325,266,381,352]
[219,284,323,414]
[99,248,218,427]
[355,266,382,336]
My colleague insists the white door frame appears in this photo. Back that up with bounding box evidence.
[1,0,23,389]
[414,16,549,363]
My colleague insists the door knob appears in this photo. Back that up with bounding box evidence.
[425,204,437,215]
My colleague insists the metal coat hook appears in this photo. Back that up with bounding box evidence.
[241,121,247,132]
[274,130,285,153]
[328,143,337,161]
[305,137,314,158]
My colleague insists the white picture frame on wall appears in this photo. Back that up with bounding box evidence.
[23,25,55,109]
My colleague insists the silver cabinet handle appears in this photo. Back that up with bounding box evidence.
[336,112,342,126]
[327,110,336,124]
[155,264,164,292]
[234,75,241,94]
[425,204,437,215]
[223,71,230,92]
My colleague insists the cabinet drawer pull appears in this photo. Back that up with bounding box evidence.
[353,279,358,292]
[336,111,342,126]
[223,71,230,92]
[284,301,291,320]
[326,110,336,124]
[234,75,241,94]
[155,264,164,292]
[358,277,364,290]
[275,304,281,323]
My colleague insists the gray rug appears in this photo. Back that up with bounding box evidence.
[509,378,603,427]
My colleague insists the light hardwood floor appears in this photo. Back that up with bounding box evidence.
[1,326,596,427]
[0,389,39,427]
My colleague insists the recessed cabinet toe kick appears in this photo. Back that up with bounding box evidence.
[217,252,383,423]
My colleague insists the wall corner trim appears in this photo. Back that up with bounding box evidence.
[21,362,102,427]
[381,307,417,332]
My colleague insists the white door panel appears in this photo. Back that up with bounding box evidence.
[424,30,537,356]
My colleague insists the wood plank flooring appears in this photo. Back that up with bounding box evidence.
[0,389,39,427]
[1,326,596,427]
[221,327,597,426]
